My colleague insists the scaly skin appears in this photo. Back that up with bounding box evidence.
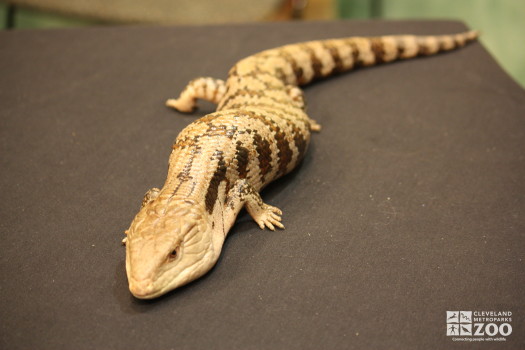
[125,31,478,299]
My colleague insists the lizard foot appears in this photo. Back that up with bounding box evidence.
[166,77,226,113]
[309,119,322,132]
[166,98,197,113]
[248,203,285,231]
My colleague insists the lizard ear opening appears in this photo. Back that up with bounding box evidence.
[141,187,161,207]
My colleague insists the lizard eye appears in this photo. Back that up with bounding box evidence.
[168,246,180,262]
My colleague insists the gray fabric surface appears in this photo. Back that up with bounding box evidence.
[1,20,524,349]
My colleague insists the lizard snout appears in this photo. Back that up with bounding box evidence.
[129,279,155,299]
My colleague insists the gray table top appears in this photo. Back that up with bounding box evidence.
[1,20,524,349]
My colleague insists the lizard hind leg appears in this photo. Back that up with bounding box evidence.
[166,77,226,113]
[285,85,307,110]
[284,85,322,132]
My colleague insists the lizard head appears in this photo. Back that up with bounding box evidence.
[125,198,220,299]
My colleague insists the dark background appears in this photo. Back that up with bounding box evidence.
[1,20,524,349]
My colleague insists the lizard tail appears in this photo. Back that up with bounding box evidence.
[251,30,479,86]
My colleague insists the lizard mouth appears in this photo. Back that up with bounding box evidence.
[129,278,157,299]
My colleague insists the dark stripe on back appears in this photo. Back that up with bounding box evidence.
[205,151,228,213]
[324,42,344,73]
[172,141,201,195]
[395,37,406,57]
[417,37,432,55]
[345,39,360,66]
[370,37,385,63]
[274,126,293,176]
[235,141,250,179]
[279,49,304,85]
[454,36,465,47]
[293,128,307,161]
[300,44,324,80]
[252,132,272,183]
[221,89,301,111]
[240,109,292,178]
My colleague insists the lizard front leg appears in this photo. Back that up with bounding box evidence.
[166,77,226,113]
[225,179,284,231]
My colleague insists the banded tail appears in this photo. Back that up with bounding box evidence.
[233,30,479,86]
[168,31,478,113]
